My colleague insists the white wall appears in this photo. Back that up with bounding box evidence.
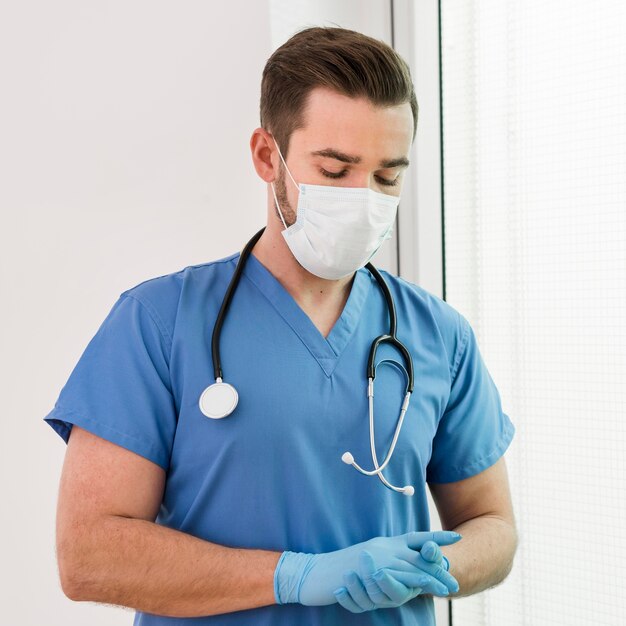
[1,2,270,623]
[1,2,444,624]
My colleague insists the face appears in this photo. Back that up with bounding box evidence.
[272,87,414,226]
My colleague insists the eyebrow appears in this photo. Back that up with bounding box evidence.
[310,148,410,169]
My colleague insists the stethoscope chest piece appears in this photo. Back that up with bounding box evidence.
[199,379,239,419]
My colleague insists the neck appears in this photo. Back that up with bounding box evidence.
[250,221,354,336]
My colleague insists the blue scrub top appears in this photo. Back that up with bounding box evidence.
[44,251,515,626]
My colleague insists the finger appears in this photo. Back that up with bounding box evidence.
[343,570,377,611]
[334,587,366,614]
[420,541,442,563]
[382,569,432,589]
[417,562,458,594]
[358,550,379,578]
[405,530,462,550]
[385,569,451,596]
[359,552,390,605]
[399,551,460,592]
[372,570,416,605]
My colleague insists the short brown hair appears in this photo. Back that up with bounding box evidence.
[260,26,418,158]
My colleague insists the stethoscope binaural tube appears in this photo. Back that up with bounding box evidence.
[341,363,416,496]
[341,263,416,496]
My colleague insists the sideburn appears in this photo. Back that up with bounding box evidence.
[274,167,297,228]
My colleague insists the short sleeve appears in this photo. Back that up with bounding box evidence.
[43,294,178,471]
[426,315,515,483]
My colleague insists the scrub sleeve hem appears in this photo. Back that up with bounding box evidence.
[427,417,516,484]
[43,403,169,471]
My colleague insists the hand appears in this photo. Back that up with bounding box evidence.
[274,530,461,606]
[334,540,458,613]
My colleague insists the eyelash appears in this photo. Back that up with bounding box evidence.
[320,168,399,187]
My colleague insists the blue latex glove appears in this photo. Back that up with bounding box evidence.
[334,539,457,613]
[274,530,461,606]
[421,539,451,572]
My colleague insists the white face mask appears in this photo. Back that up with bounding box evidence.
[270,138,400,281]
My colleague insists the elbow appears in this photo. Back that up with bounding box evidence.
[59,557,100,603]
[500,522,519,582]
[56,514,121,604]
[58,556,83,601]
[501,555,515,582]
[57,537,92,602]
[510,519,519,560]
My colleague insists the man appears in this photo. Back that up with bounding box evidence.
[44,26,517,625]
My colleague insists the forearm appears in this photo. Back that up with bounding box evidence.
[65,514,281,617]
[440,514,518,598]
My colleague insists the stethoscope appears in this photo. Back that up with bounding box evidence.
[199,227,416,496]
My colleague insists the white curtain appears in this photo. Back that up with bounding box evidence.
[441,1,626,624]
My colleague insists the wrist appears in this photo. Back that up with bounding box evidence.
[273,552,289,604]
[274,550,316,604]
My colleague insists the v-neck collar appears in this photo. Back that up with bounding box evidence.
[240,252,372,377]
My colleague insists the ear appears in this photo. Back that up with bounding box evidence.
[250,127,279,183]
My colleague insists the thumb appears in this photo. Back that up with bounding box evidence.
[405,530,462,550]
[420,540,442,563]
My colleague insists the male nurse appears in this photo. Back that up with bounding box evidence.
[44,26,517,625]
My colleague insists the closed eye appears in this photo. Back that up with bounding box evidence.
[320,168,399,187]
[320,168,347,179]
[375,176,399,187]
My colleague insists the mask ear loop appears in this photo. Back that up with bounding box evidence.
[271,135,300,190]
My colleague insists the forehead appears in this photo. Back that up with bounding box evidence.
[294,86,414,159]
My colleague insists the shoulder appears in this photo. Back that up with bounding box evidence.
[117,252,240,344]
[374,268,468,335]
[374,269,470,375]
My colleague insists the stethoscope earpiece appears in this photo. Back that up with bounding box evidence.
[341,452,355,465]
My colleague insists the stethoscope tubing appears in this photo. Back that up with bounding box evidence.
[211,227,265,381]
[208,227,416,495]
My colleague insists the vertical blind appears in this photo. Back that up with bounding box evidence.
[440,1,626,624]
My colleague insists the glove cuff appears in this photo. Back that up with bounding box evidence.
[273,551,315,604]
